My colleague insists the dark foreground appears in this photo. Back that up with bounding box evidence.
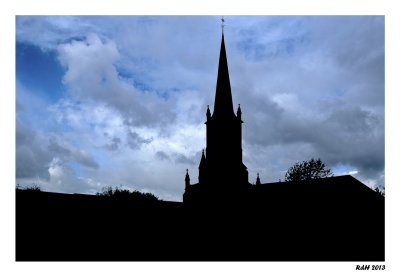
[16,182,384,261]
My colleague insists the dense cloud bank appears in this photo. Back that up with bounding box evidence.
[16,16,384,200]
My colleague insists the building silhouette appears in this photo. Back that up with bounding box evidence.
[182,31,384,209]
[180,32,384,261]
[183,34,250,204]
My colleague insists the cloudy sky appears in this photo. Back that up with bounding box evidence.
[15,16,384,201]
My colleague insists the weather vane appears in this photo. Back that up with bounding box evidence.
[221,16,225,33]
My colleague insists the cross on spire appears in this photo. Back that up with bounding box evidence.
[221,16,225,34]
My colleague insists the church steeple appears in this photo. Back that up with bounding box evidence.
[184,29,249,204]
[212,34,235,119]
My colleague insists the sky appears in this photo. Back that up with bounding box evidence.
[15,15,385,201]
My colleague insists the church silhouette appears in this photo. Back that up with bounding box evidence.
[180,33,384,261]
[184,34,250,204]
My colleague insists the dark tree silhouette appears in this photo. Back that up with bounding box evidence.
[285,158,333,182]
[96,186,159,201]
[16,184,42,191]
[374,187,385,197]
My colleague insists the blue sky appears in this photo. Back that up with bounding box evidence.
[16,42,64,101]
[15,16,384,200]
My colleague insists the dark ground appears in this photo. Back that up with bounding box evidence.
[16,182,384,261]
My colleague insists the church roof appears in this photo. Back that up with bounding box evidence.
[254,175,383,204]
[212,34,235,119]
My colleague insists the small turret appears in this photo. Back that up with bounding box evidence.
[185,169,190,188]
[198,150,207,183]
[206,105,211,121]
[237,104,242,121]
[256,173,261,186]
[199,149,206,167]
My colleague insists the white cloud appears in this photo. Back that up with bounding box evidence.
[57,33,177,128]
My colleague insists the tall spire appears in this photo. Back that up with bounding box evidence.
[212,33,235,119]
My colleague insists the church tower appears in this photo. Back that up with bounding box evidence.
[201,33,248,187]
[183,33,249,203]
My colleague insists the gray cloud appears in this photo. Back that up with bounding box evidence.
[240,99,383,182]
[174,153,196,166]
[104,136,122,151]
[126,129,153,150]
[16,119,99,184]
[16,120,52,180]
[155,151,170,161]
[155,150,200,166]
[47,137,99,169]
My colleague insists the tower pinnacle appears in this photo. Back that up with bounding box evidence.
[256,173,261,186]
[185,169,190,188]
